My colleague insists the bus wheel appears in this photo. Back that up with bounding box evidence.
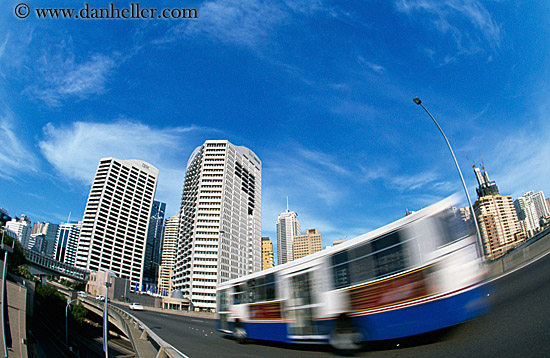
[233,322,247,344]
[329,314,363,355]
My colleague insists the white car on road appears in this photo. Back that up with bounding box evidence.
[129,303,144,311]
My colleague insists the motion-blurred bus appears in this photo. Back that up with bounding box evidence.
[216,197,489,351]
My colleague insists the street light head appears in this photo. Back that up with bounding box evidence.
[413,97,422,105]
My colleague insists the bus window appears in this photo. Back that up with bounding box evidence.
[348,242,375,284]
[436,208,476,246]
[246,274,277,303]
[247,279,257,302]
[266,274,276,300]
[331,250,351,289]
[372,231,411,278]
[233,284,247,305]
[218,289,228,312]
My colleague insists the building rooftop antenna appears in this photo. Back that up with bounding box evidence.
[286,196,289,212]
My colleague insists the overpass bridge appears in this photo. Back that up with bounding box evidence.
[23,249,90,281]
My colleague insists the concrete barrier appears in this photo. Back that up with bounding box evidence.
[487,229,550,279]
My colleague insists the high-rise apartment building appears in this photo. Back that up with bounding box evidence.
[158,214,179,295]
[54,221,82,265]
[5,215,31,249]
[276,208,300,265]
[514,194,539,237]
[514,191,549,237]
[473,167,523,260]
[172,140,262,311]
[143,201,166,286]
[261,236,275,270]
[293,228,322,260]
[75,157,159,289]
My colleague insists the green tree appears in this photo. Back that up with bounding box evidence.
[35,283,66,326]
[70,303,88,324]
[0,228,28,272]
[14,265,34,280]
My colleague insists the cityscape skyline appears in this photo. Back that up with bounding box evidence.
[1,1,549,255]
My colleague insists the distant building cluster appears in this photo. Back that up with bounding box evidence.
[274,204,324,266]
[2,140,549,312]
[472,166,549,260]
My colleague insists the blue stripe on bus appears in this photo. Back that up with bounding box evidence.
[241,321,289,342]
[354,285,489,341]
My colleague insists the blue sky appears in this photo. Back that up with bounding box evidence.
[1,1,549,254]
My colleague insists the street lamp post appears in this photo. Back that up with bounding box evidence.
[65,298,79,351]
[413,97,484,259]
[1,232,14,358]
[104,280,111,358]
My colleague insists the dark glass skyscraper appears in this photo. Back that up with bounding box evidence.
[143,200,166,287]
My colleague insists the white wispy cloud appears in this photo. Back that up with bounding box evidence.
[38,120,219,215]
[360,165,456,195]
[395,0,502,58]
[156,0,288,49]
[156,0,351,51]
[0,34,8,60]
[297,148,351,176]
[27,52,116,107]
[0,107,39,180]
[358,56,385,74]
[331,99,379,121]
[490,128,550,199]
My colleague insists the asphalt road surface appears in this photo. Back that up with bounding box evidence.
[121,252,550,357]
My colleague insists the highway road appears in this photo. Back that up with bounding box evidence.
[119,251,550,357]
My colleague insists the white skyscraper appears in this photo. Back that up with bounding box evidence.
[172,140,262,311]
[75,157,159,289]
[276,207,300,265]
[5,215,32,249]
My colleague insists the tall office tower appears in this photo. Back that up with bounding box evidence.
[5,215,31,248]
[514,195,541,237]
[473,167,523,260]
[293,228,323,260]
[276,208,300,265]
[30,222,59,257]
[54,221,82,265]
[143,201,166,286]
[158,215,179,295]
[546,198,550,213]
[172,140,262,311]
[75,157,159,289]
[261,236,275,270]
